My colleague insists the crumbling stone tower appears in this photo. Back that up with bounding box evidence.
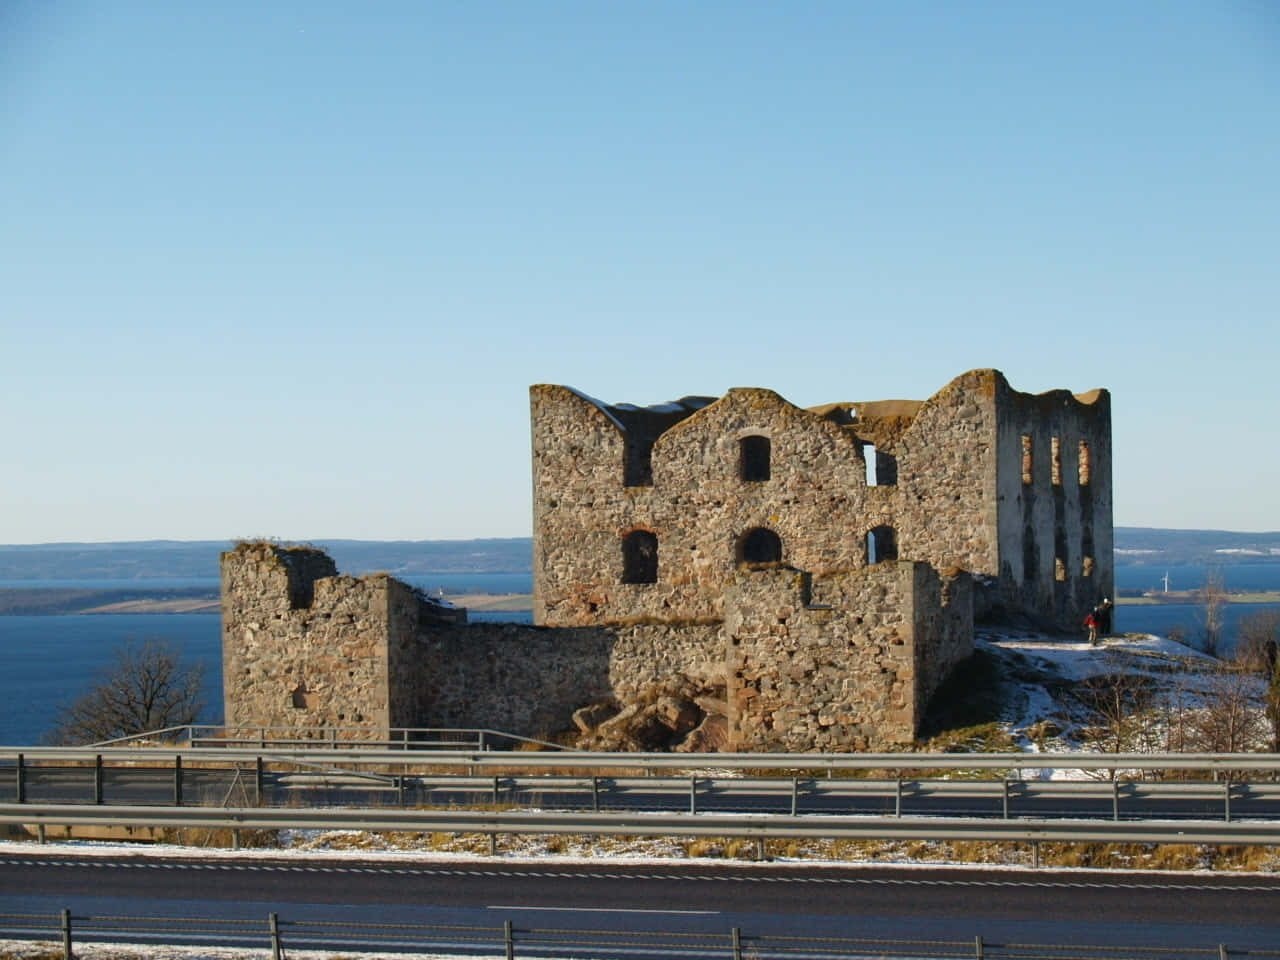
[530,368,1111,634]
[220,542,462,735]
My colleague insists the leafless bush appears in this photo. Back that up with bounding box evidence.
[46,637,205,745]
[1184,667,1266,755]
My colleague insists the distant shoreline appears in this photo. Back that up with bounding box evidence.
[4,584,1278,616]
[0,587,534,616]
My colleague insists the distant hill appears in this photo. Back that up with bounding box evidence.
[0,529,1276,582]
[1113,528,1280,566]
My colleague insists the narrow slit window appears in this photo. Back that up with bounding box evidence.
[621,530,658,584]
[867,525,897,564]
[1078,440,1092,486]
[1021,435,1033,485]
[1051,436,1062,486]
[740,435,771,482]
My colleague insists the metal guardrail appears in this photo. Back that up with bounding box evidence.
[4,802,1280,846]
[6,745,1280,773]
[92,724,568,751]
[5,906,1274,960]
[6,759,1280,824]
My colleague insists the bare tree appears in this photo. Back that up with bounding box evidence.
[46,638,206,745]
[1185,666,1266,755]
[1199,568,1228,657]
[1074,653,1162,772]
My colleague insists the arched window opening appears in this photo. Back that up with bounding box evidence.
[739,527,783,564]
[740,435,771,482]
[866,525,897,564]
[621,530,658,584]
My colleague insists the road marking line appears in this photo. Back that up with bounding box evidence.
[487,905,719,915]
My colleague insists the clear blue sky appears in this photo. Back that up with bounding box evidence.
[3,2,1277,543]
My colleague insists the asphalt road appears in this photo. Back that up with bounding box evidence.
[1,851,1278,957]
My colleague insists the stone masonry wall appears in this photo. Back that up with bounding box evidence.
[531,385,884,626]
[993,378,1113,630]
[909,564,974,709]
[222,543,392,735]
[532,369,1111,637]
[415,621,724,737]
[724,562,967,751]
[223,544,963,749]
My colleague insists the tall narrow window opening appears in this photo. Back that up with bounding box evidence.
[739,527,783,564]
[1021,435,1033,485]
[1051,436,1062,486]
[1078,440,1092,486]
[622,530,658,584]
[867,525,897,564]
[864,444,898,487]
[739,435,771,482]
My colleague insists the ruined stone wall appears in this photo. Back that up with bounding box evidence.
[888,370,1001,578]
[224,544,969,750]
[222,543,462,736]
[222,543,393,735]
[909,565,974,708]
[416,621,723,737]
[531,385,882,626]
[993,379,1113,630]
[723,563,967,751]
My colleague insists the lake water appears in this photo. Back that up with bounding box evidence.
[1114,562,1280,594]
[0,608,534,746]
[2,563,1276,746]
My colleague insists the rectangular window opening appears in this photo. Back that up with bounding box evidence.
[1078,440,1092,486]
[1051,436,1062,486]
[1021,435,1033,485]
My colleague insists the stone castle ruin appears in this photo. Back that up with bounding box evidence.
[222,368,1112,751]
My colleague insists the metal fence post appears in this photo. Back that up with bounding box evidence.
[1001,779,1009,819]
[1220,944,1229,960]
[94,754,104,805]
[592,776,600,813]
[504,918,514,960]
[689,776,697,815]
[974,934,984,960]
[895,779,902,818]
[173,754,183,806]
[269,912,282,960]
[732,926,742,960]
[1224,781,1232,823]
[256,756,265,806]
[791,778,799,817]
[16,753,24,803]
[60,908,73,960]
[1113,778,1120,821]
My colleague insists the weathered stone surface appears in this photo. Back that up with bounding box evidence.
[222,369,1111,753]
[531,370,1111,634]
